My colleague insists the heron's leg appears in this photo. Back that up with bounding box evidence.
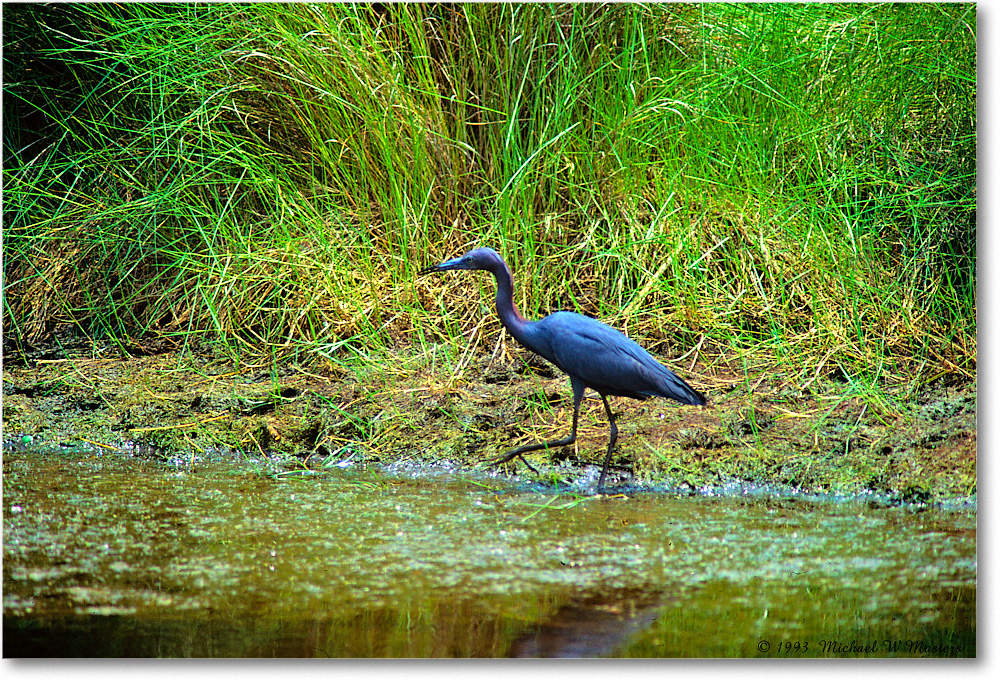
[596,394,619,493]
[489,377,586,473]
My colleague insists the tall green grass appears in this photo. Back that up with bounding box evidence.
[3,3,975,388]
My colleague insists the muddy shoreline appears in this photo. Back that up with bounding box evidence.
[1,344,976,504]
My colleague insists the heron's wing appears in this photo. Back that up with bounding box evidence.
[541,314,656,393]
[542,312,704,404]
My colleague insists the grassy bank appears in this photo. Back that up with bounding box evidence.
[3,3,976,398]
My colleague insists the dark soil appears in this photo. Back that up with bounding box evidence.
[1,341,976,504]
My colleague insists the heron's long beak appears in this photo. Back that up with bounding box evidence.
[418,256,464,275]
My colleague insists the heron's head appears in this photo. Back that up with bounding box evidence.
[419,247,504,275]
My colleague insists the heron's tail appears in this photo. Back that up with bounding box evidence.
[657,368,707,406]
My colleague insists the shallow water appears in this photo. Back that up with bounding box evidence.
[3,447,976,657]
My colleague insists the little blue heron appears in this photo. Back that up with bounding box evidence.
[420,247,706,492]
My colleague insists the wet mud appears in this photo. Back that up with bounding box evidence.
[1,345,976,502]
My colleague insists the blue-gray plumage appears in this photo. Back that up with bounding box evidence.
[419,247,706,492]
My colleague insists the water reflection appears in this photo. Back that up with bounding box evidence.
[508,588,667,658]
[3,449,976,657]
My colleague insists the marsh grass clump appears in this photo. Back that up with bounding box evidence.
[3,3,975,396]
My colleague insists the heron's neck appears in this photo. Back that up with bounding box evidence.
[490,260,530,339]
